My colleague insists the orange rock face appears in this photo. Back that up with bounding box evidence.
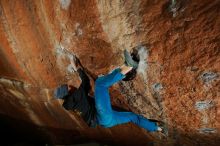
[0,0,219,145]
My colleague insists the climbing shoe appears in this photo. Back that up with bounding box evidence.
[158,121,169,137]
[124,49,138,69]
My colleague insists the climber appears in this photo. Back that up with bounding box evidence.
[54,50,164,133]
[54,57,97,127]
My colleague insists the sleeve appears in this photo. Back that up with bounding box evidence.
[62,95,75,110]
[77,68,91,94]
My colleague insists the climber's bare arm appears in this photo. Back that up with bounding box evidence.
[120,65,133,75]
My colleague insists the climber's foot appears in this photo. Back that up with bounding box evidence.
[124,49,138,69]
[157,127,162,132]
[157,122,168,137]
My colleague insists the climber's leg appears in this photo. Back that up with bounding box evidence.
[95,68,126,88]
[110,110,158,132]
[94,84,112,126]
[95,68,126,127]
[94,57,133,127]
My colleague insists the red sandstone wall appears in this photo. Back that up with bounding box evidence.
[0,0,219,145]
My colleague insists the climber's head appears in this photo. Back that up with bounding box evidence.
[54,83,78,99]
[54,84,68,99]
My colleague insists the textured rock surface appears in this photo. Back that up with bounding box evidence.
[0,0,219,145]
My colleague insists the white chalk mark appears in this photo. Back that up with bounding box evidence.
[137,46,148,79]
[59,0,71,10]
[75,23,83,36]
[170,0,179,17]
[152,83,163,92]
[195,100,214,111]
[199,128,217,134]
[200,71,219,84]
[55,45,76,75]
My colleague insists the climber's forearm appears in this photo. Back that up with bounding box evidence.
[120,65,132,75]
